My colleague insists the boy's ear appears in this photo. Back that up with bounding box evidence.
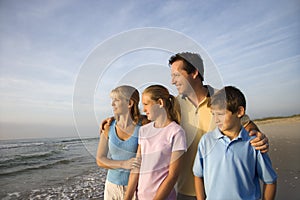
[237,106,245,118]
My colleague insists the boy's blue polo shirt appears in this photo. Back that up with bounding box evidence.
[193,127,277,200]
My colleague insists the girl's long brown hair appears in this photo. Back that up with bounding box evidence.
[143,85,181,124]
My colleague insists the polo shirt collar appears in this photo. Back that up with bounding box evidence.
[213,128,225,139]
[239,127,249,141]
[213,127,248,141]
[180,85,215,99]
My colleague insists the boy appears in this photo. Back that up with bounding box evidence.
[193,86,277,200]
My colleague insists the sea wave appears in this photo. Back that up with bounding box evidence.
[0,150,60,167]
[0,158,74,176]
[0,142,45,150]
[60,137,98,144]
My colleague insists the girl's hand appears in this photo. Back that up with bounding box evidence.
[121,157,141,170]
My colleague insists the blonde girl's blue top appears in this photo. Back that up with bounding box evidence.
[107,120,140,186]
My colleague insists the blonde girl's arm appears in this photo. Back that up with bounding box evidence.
[153,150,185,200]
[96,124,136,170]
[124,145,141,200]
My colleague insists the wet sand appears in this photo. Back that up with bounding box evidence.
[254,116,300,199]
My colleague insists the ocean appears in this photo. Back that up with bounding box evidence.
[0,137,106,200]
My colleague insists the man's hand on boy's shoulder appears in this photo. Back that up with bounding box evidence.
[242,115,269,153]
[249,130,269,153]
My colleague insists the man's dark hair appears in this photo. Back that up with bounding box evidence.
[169,52,204,82]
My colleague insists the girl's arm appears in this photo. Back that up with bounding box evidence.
[263,182,277,200]
[194,176,206,200]
[96,124,136,170]
[124,145,141,200]
[153,150,184,200]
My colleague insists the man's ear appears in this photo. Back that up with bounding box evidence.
[237,106,245,118]
[192,70,199,79]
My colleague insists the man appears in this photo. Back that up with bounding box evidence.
[169,52,269,200]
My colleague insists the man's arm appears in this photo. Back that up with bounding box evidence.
[100,117,114,132]
[100,115,150,132]
[263,182,277,200]
[194,176,206,200]
[242,115,269,153]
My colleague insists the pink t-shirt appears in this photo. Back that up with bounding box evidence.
[137,121,187,200]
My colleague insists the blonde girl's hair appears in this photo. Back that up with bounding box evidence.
[110,85,141,124]
[143,84,181,124]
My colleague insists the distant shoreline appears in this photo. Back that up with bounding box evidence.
[253,114,300,125]
[1,114,299,141]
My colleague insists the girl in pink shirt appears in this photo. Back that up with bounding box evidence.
[125,85,187,200]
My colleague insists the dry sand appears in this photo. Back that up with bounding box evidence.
[254,115,300,199]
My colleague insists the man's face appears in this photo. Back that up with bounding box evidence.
[171,60,194,95]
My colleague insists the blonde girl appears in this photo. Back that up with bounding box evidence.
[96,85,142,200]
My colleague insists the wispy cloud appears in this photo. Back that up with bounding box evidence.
[0,0,299,138]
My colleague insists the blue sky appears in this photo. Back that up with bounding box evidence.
[0,0,299,139]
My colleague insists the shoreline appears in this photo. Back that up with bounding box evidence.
[253,114,300,125]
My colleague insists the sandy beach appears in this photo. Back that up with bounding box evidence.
[1,116,299,199]
[254,115,300,199]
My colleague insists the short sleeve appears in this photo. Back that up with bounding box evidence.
[138,126,143,145]
[171,127,187,152]
[193,141,204,177]
[256,152,277,184]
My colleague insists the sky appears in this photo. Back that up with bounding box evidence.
[0,0,299,140]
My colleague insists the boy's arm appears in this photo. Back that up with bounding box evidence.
[193,137,205,200]
[153,150,184,200]
[256,149,277,200]
[263,182,277,200]
[194,176,206,200]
